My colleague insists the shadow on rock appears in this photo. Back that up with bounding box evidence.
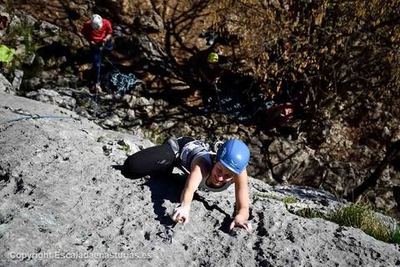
[116,164,185,227]
[144,174,185,226]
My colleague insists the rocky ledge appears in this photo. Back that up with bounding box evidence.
[0,93,399,267]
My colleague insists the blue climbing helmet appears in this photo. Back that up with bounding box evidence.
[216,139,250,174]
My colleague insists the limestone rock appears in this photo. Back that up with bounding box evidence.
[0,93,399,267]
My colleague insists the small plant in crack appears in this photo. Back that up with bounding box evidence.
[294,207,325,219]
[282,196,297,204]
[118,143,131,153]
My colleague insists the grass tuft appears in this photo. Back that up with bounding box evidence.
[392,226,400,244]
[295,203,399,244]
[295,207,324,219]
[328,204,393,242]
[118,143,131,153]
[282,196,298,204]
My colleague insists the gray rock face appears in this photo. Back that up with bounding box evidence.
[0,73,13,94]
[0,93,399,267]
[26,88,77,110]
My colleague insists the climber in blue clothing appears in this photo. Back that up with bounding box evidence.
[123,137,252,232]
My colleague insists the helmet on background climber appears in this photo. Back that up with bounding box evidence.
[207,52,219,64]
[216,139,250,174]
[91,14,103,30]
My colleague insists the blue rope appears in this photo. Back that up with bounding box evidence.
[1,115,73,125]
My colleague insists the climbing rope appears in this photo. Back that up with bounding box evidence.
[103,57,142,96]
[109,71,141,95]
[1,114,74,125]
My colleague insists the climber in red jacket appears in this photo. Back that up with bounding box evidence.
[81,14,113,93]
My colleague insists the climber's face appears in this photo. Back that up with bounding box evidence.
[208,162,235,187]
